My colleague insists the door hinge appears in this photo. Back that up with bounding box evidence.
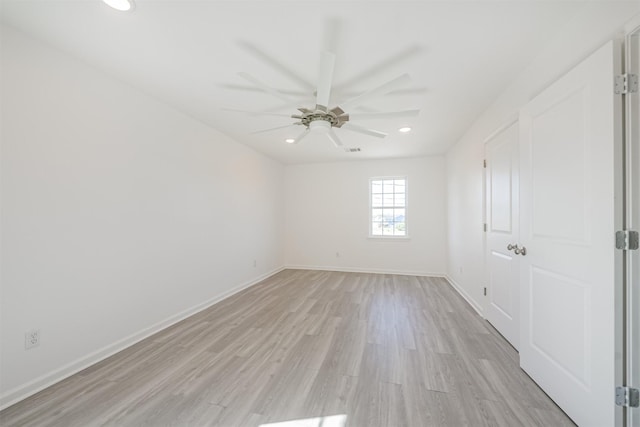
[483,223,487,232]
[615,74,639,94]
[615,386,639,408]
[483,287,487,296]
[483,159,487,168]
[615,230,639,250]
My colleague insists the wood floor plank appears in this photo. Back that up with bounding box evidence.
[0,269,575,426]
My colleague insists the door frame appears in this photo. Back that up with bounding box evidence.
[623,22,640,427]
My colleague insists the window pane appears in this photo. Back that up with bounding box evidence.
[370,177,407,237]
[372,222,383,235]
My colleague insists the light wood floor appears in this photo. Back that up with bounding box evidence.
[1,270,574,426]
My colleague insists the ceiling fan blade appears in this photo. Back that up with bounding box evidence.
[238,41,315,92]
[293,128,310,144]
[338,74,411,111]
[238,72,295,104]
[316,51,336,108]
[385,87,428,96]
[334,45,421,92]
[342,122,388,138]
[222,107,292,117]
[220,83,309,97]
[327,129,344,147]
[250,123,299,134]
[348,109,420,120]
[321,17,342,55]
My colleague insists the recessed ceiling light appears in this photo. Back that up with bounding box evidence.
[101,0,134,11]
[398,127,412,133]
[285,138,295,144]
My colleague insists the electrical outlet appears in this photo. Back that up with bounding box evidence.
[336,252,340,258]
[25,329,40,350]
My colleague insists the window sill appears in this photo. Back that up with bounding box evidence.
[367,236,411,241]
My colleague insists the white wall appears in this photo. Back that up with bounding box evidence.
[0,26,284,407]
[445,3,640,314]
[285,157,446,276]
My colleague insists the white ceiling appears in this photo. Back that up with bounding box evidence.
[0,1,608,164]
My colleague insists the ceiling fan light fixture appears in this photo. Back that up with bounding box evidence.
[398,127,412,133]
[101,0,134,12]
[309,120,331,133]
[285,138,295,144]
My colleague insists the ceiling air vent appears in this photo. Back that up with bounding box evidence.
[345,148,361,153]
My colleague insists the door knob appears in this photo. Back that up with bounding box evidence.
[514,246,527,256]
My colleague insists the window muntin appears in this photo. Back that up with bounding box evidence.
[370,177,407,237]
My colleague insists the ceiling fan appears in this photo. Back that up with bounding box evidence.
[226,51,420,151]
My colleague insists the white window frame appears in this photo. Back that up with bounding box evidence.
[369,176,408,238]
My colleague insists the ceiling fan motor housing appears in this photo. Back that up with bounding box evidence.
[296,105,349,129]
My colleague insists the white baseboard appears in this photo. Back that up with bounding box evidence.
[0,266,285,411]
[1,266,483,411]
[443,274,484,318]
[285,264,446,278]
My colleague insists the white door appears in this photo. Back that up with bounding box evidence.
[519,40,622,427]
[485,122,520,350]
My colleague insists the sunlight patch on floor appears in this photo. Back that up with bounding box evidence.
[259,414,347,427]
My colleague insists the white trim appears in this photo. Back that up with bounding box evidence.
[623,22,640,427]
[285,264,445,278]
[369,176,408,238]
[0,266,486,411]
[443,274,485,318]
[482,115,519,145]
[623,12,640,35]
[366,236,411,241]
[0,266,285,411]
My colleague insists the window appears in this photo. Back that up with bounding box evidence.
[370,177,407,237]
